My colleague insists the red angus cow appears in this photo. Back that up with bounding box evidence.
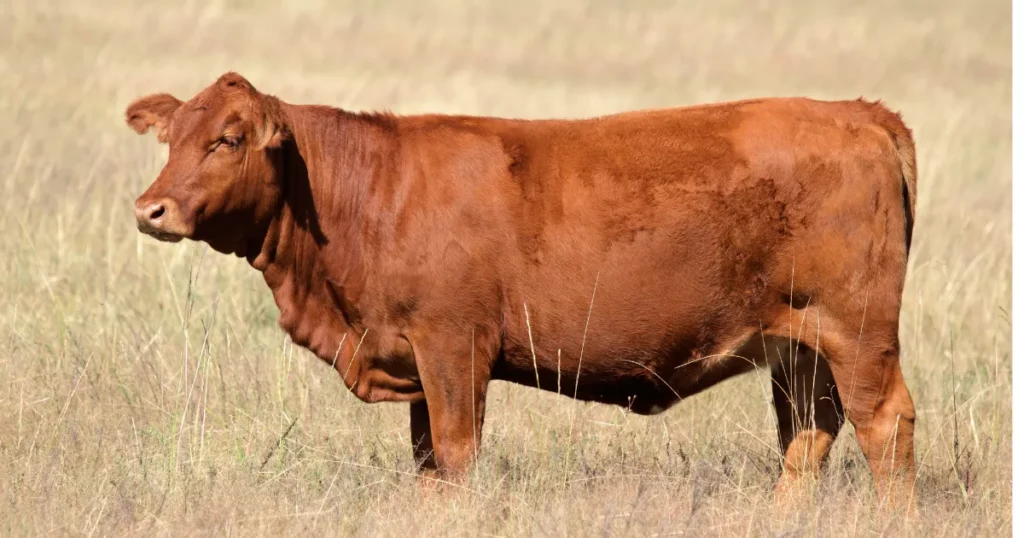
[127,72,918,508]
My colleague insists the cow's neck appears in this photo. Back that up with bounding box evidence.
[247,103,396,388]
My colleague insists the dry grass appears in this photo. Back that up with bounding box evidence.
[0,0,1010,535]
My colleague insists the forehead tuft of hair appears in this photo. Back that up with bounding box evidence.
[185,72,289,150]
[216,71,256,93]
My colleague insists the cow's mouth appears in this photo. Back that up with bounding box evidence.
[147,231,185,243]
[137,222,186,243]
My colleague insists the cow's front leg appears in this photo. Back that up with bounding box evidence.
[409,399,439,483]
[409,328,493,481]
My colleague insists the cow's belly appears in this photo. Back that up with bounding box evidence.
[492,343,759,414]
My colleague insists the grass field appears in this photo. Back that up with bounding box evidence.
[0,0,1011,535]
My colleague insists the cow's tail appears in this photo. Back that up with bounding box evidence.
[863,99,918,256]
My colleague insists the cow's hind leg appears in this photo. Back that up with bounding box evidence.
[769,339,845,503]
[822,324,917,513]
[769,303,918,513]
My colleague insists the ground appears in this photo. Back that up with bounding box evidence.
[0,0,1010,535]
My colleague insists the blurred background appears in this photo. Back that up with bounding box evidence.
[0,0,1010,535]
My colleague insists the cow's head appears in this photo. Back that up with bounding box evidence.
[127,72,290,254]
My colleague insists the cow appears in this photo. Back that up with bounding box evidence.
[126,72,919,510]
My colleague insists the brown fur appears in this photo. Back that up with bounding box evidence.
[127,72,919,511]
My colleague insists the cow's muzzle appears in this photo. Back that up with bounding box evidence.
[134,197,188,243]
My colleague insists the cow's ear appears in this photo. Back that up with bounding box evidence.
[125,93,182,143]
[253,95,291,150]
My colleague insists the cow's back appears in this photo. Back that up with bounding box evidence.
[456,97,905,393]
[388,97,910,407]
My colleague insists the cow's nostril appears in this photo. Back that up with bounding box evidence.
[135,198,184,239]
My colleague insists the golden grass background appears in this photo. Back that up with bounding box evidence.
[0,0,1010,535]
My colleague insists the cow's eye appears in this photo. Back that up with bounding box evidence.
[210,135,242,153]
[219,135,241,150]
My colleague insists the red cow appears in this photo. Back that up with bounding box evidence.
[127,72,918,509]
